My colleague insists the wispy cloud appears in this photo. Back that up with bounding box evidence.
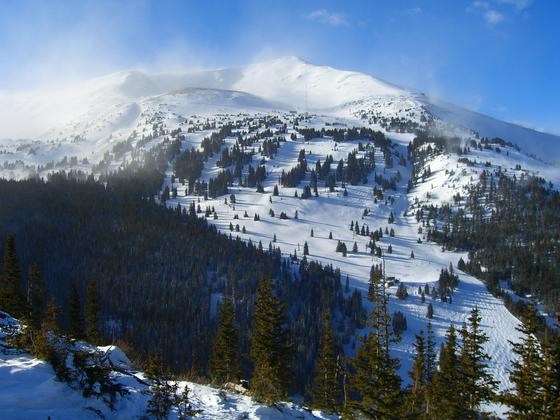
[496,0,532,12]
[467,93,485,111]
[485,10,505,24]
[468,0,532,25]
[407,6,423,16]
[306,9,349,26]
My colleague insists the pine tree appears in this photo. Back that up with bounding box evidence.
[348,263,401,417]
[429,325,465,417]
[460,307,497,416]
[303,242,309,256]
[209,298,240,385]
[84,278,101,344]
[145,355,177,420]
[43,298,60,334]
[396,283,408,300]
[407,330,428,418]
[503,305,558,418]
[0,233,25,317]
[175,385,202,419]
[26,263,45,330]
[69,283,84,339]
[427,303,433,319]
[425,321,436,385]
[311,311,340,413]
[250,277,292,404]
[544,332,560,418]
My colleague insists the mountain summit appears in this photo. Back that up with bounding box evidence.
[1,56,559,163]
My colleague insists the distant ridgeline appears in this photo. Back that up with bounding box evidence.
[408,132,560,318]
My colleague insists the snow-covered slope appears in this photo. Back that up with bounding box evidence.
[0,312,329,420]
[426,96,560,163]
[2,56,559,168]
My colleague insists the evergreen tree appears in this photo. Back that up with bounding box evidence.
[407,330,427,418]
[84,278,101,344]
[303,242,309,256]
[430,325,465,417]
[427,303,433,319]
[43,298,60,335]
[69,283,84,339]
[503,306,559,418]
[26,263,45,330]
[544,332,560,418]
[460,307,497,416]
[145,355,177,420]
[250,277,292,404]
[425,321,436,385]
[175,385,202,419]
[0,233,25,317]
[348,264,401,417]
[396,283,408,300]
[209,298,240,384]
[311,311,340,413]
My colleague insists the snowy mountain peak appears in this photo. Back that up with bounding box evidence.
[1,56,560,164]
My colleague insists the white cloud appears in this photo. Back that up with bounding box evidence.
[306,9,349,26]
[494,105,508,113]
[484,9,505,24]
[470,1,489,10]
[407,6,423,16]
[496,0,532,11]
[469,0,531,25]
[467,93,485,111]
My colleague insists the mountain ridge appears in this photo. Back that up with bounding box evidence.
[1,55,559,164]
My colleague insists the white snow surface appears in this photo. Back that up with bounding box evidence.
[0,313,332,420]
[2,56,559,164]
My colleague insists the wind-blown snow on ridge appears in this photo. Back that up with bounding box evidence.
[1,55,559,165]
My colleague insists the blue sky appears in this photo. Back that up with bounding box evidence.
[0,0,558,133]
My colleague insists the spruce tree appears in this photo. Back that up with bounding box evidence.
[84,278,101,344]
[209,298,240,385]
[430,325,465,417]
[69,283,84,339]
[544,332,560,418]
[0,233,25,317]
[407,330,427,418]
[348,264,401,417]
[250,277,292,404]
[427,303,433,319]
[311,311,340,413]
[26,263,45,330]
[460,307,497,416]
[43,298,60,335]
[425,321,436,385]
[503,306,558,418]
[145,355,177,420]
